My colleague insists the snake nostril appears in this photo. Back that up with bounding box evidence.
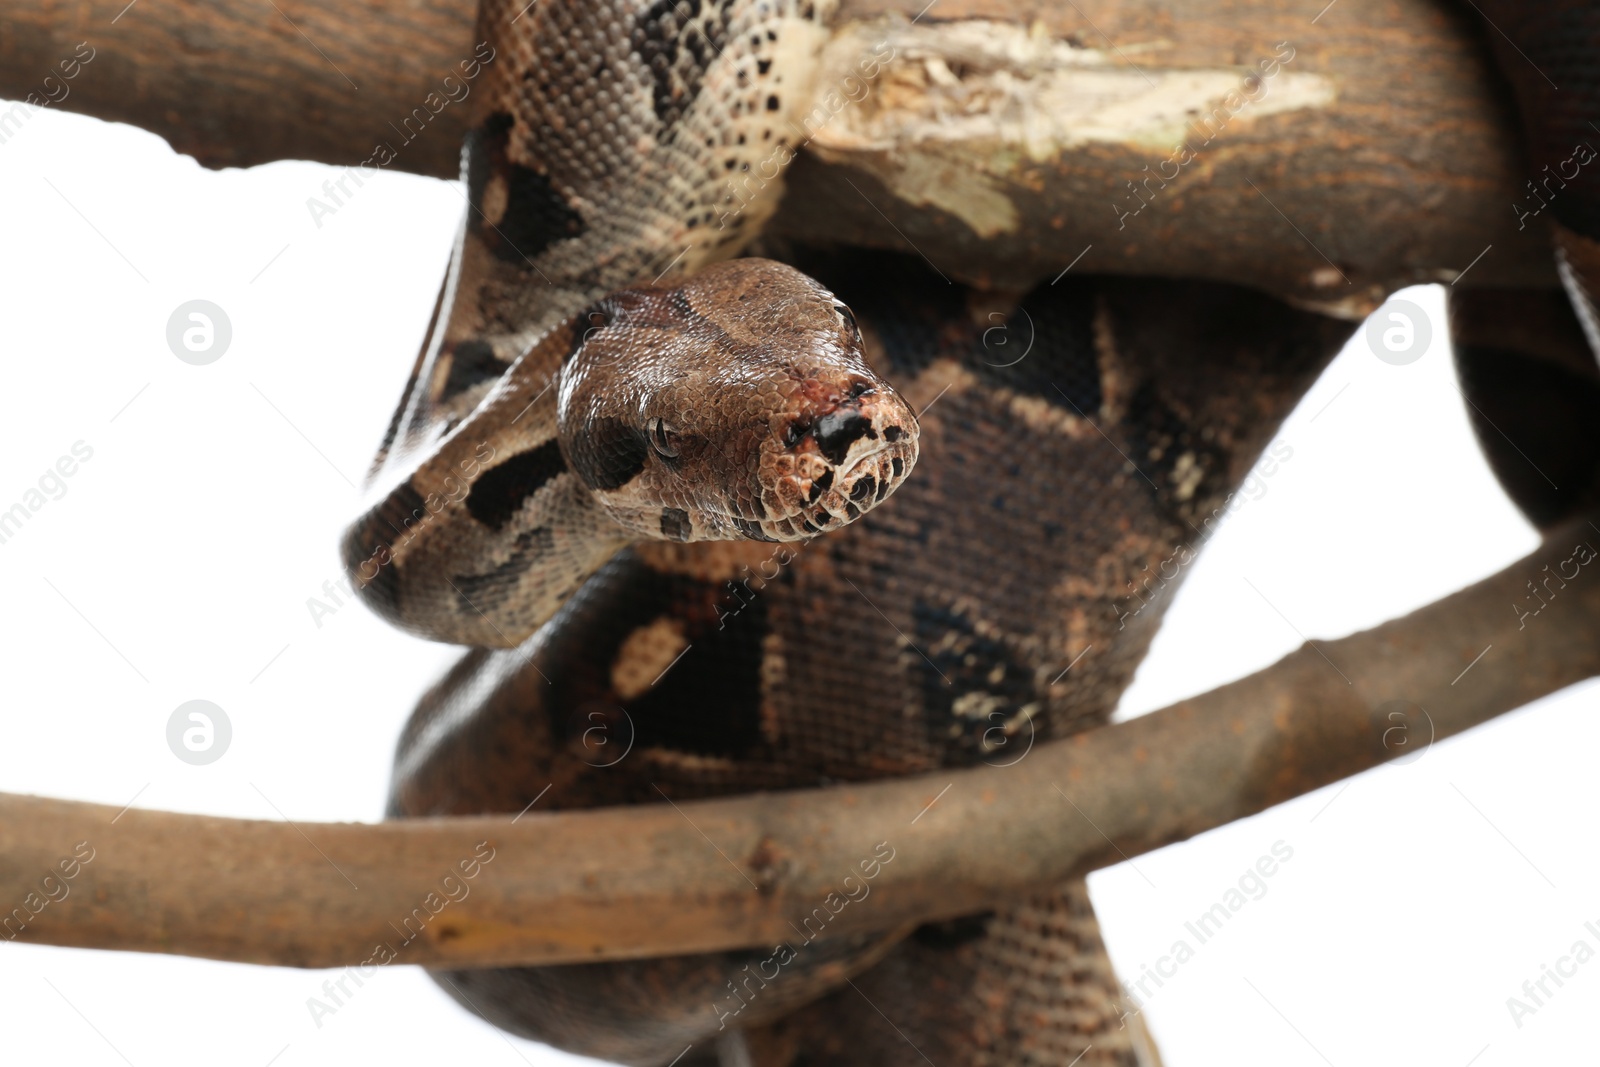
[813,408,874,464]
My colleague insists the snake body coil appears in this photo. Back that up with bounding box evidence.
[344,1,1600,1064]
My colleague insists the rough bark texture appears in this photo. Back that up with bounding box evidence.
[0,0,1556,313]
[3,512,1596,970]
[0,0,482,178]
[776,0,1553,312]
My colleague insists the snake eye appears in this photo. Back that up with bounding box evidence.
[648,417,680,459]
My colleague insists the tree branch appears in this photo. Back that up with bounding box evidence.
[0,0,481,178]
[4,513,1596,970]
[0,0,1555,311]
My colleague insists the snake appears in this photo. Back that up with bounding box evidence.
[343,1,1600,1064]
[343,254,920,648]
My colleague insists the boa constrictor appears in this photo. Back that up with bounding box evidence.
[343,1,1600,1064]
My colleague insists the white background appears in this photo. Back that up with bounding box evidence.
[0,104,1595,1066]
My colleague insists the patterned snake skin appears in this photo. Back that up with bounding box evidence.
[351,1,1600,1064]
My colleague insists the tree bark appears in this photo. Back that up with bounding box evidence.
[0,0,482,179]
[0,0,1556,314]
[3,512,1595,971]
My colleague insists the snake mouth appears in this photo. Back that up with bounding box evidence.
[835,444,899,494]
[700,376,921,544]
[745,435,917,542]
[774,385,920,539]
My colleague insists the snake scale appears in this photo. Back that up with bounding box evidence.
[341,1,1600,1064]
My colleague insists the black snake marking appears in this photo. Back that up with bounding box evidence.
[347,0,1600,1063]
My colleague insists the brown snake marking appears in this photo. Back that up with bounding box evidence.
[344,0,1600,1064]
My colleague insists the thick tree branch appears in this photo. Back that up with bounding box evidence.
[3,513,1596,970]
[0,0,482,178]
[0,0,1555,311]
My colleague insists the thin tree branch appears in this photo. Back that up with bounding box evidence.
[3,513,1596,970]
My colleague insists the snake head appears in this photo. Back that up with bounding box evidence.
[558,258,919,544]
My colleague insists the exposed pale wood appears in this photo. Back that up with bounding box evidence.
[3,512,1595,970]
[783,0,1553,311]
